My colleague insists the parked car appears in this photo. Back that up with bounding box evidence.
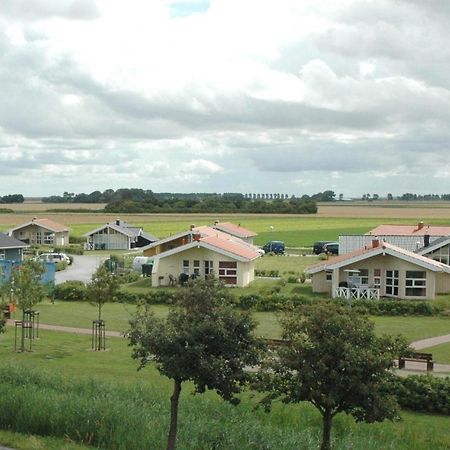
[323,242,339,255]
[312,241,333,255]
[262,241,285,255]
[38,252,71,264]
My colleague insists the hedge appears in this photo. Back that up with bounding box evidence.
[392,375,450,415]
[52,282,444,316]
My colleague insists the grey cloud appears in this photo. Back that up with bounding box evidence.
[0,0,100,21]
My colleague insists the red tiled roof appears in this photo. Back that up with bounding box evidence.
[201,235,260,261]
[368,224,450,236]
[32,218,69,232]
[212,222,257,238]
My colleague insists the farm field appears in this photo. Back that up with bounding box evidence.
[2,202,450,247]
[0,202,450,247]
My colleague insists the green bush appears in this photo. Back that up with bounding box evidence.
[55,262,67,272]
[53,281,87,302]
[392,375,450,415]
[53,245,84,255]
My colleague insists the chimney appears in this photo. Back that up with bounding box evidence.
[190,224,196,231]
[214,220,219,226]
[417,221,424,230]
[372,239,380,248]
[424,234,430,247]
[116,219,121,226]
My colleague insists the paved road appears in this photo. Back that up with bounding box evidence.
[55,255,105,285]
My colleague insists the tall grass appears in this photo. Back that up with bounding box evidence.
[0,364,449,450]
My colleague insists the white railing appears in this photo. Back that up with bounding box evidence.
[334,287,380,300]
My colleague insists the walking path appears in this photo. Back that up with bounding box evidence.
[410,334,450,350]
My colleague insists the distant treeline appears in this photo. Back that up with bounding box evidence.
[0,194,24,203]
[42,189,318,214]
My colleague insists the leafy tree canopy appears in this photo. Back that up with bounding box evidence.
[256,304,410,450]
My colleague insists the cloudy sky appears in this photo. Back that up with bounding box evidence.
[1,0,449,197]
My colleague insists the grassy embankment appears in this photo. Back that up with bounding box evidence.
[0,331,449,450]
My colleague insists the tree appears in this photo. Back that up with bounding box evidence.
[86,265,120,321]
[127,279,262,450]
[8,260,46,351]
[256,304,409,450]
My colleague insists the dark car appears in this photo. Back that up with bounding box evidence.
[312,241,333,255]
[323,242,339,255]
[262,241,285,255]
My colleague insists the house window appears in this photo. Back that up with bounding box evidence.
[193,260,200,276]
[44,232,54,244]
[0,250,4,260]
[183,260,189,274]
[358,269,369,285]
[373,269,381,289]
[405,271,426,297]
[204,260,214,276]
[218,261,237,285]
[429,246,450,265]
[35,232,42,245]
[325,270,332,282]
[385,270,399,296]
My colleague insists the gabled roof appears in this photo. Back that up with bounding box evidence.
[416,235,450,255]
[306,241,450,275]
[154,238,260,262]
[148,225,260,262]
[212,222,257,238]
[9,218,69,234]
[368,223,450,236]
[0,233,28,249]
[84,220,157,241]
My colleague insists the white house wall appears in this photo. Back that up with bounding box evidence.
[152,246,255,287]
[311,253,443,299]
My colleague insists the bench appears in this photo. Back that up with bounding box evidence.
[398,352,434,372]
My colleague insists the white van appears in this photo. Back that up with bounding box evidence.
[132,256,153,272]
[39,253,71,264]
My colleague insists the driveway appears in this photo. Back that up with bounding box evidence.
[55,255,105,285]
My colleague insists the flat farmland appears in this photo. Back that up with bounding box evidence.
[1,201,450,248]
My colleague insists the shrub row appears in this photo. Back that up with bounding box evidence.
[52,282,444,316]
[255,269,280,278]
[392,375,450,415]
[53,245,84,255]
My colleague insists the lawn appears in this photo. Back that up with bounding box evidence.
[28,300,450,350]
[421,342,450,364]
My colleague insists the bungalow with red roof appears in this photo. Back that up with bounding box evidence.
[142,224,260,287]
[8,217,69,246]
[305,239,450,300]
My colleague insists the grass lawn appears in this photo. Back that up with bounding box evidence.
[0,430,92,450]
[420,342,450,364]
[370,316,450,343]
[30,300,450,345]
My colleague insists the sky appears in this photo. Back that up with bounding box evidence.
[1,0,450,198]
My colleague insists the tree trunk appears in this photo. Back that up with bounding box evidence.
[320,409,333,450]
[167,379,182,450]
